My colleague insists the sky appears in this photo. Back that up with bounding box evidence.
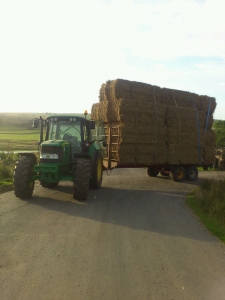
[0,0,225,119]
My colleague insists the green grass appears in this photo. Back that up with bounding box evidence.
[0,127,41,151]
[186,178,225,244]
[198,166,224,171]
[0,128,39,141]
[0,178,13,186]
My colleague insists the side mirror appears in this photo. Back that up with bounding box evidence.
[89,121,95,129]
[32,119,39,128]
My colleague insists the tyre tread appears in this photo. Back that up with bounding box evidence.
[73,158,90,200]
[13,157,35,199]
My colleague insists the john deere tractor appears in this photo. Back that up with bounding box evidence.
[13,113,106,200]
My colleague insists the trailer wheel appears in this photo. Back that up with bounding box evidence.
[89,153,103,189]
[73,158,90,201]
[186,166,198,181]
[170,166,186,182]
[147,167,159,177]
[13,157,35,199]
[40,181,59,188]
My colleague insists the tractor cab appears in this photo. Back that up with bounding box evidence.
[33,115,105,160]
[44,115,95,158]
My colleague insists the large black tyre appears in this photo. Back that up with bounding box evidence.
[89,152,103,189]
[40,181,59,188]
[170,166,186,182]
[13,157,35,199]
[147,167,159,177]
[186,166,198,181]
[73,158,91,201]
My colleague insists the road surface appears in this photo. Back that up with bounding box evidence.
[1,169,225,300]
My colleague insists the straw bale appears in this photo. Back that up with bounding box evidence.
[202,130,216,146]
[198,96,216,113]
[216,148,225,155]
[167,128,216,147]
[167,155,200,165]
[116,143,135,154]
[94,79,216,166]
[115,154,136,164]
[165,106,213,129]
[166,144,214,165]
[91,103,99,121]
[99,83,107,102]
[166,145,200,165]
[104,121,168,144]
[99,79,217,114]
[92,99,167,124]
[134,143,166,154]
[99,79,132,102]
[136,151,167,164]
[203,146,215,164]
[167,130,198,146]
[113,143,168,165]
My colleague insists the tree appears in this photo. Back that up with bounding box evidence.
[213,120,225,147]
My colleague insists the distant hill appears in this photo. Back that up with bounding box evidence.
[0,112,87,129]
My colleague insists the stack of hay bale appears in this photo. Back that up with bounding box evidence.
[91,79,216,166]
[215,148,225,169]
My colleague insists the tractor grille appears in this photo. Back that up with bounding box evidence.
[40,146,63,164]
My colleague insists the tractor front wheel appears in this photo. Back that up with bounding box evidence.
[73,158,91,201]
[13,157,35,199]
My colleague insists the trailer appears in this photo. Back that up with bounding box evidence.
[92,79,216,182]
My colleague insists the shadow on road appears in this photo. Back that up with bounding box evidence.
[13,169,225,242]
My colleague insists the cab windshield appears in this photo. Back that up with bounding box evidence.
[47,121,82,141]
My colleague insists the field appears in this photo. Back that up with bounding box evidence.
[0,127,40,151]
[0,112,84,151]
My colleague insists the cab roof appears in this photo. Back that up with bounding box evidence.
[46,115,88,121]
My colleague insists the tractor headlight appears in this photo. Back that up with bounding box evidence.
[40,153,59,159]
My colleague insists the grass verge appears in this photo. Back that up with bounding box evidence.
[186,186,225,244]
[0,179,13,194]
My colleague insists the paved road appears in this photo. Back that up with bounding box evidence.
[1,169,225,300]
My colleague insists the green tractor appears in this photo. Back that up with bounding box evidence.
[13,114,106,200]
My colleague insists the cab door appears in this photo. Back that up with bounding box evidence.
[91,120,107,158]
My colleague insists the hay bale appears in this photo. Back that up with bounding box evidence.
[203,146,215,164]
[166,145,200,165]
[98,79,217,114]
[93,79,216,166]
[202,130,216,146]
[165,106,213,129]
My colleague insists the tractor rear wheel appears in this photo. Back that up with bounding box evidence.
[73,158,90,201]
[147,167,159,177]
[89,153,103,189]
[13,157,35,199]
[186,166,198,181]
[40,181,59,188]
[170,166,186,182]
